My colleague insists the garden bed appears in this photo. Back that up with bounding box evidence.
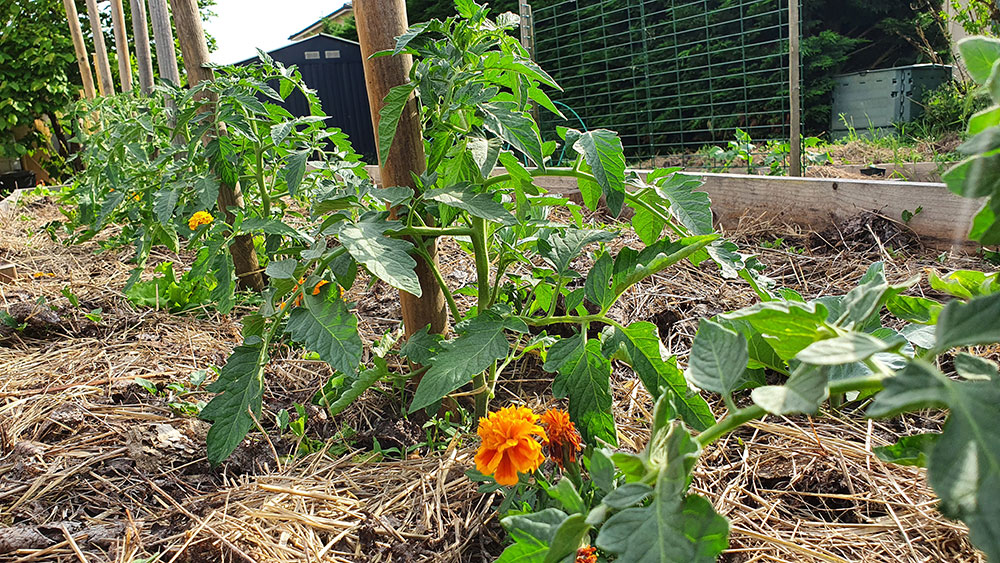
[0,195,993,562]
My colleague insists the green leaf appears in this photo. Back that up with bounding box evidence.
[467,136,502,179]
[482,102,545,167]
[875,433,938,467]
[653,173,714,235]
[545,514,590,563]
[686,319,749,399]
[751,364,829,415]
[601,322,715,430]
[544,335,616,445]
[498,508,568,563]
[867,361,948,418]
[425,183,516,225]
[393,22,431,55]
[537,229,616,276]
[602,482,653,509]
[596,432,728,562]
[796,332,894,365]
[399,325,444,366]
[154,187,179,224]
[968,106,1000,135]
[285,292,362,375]
[721,301,829,360]
[265,258,297,280]
[324,358,390,416]
[201,343,268,465]
[934,292,1000,352]
[240,217,305,239]
[886,294,942,324]
[210,252,235,315]
[574,130,626,216]
[547,478,586,514]
[955,352,999,381]
[285,150,308,196]
[584,251,614,310]
[611,235,718,296]
[337,218,420,297]
[929,269,999,299]
[409,310,524,412]
[377,82,417,166]
[959,37,1000,84]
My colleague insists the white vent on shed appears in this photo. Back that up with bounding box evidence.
[325,50,341,59]
[304,51,320,60]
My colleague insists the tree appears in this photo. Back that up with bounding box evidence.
[0,0,76,159]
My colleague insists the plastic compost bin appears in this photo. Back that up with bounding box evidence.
[830,64,952,140]
[0,170,35,196]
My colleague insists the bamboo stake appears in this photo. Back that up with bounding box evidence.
[148,0,180,86]
[62,0,97,100]
[169,0,264,291]
[110,0,133,92]
[84,0,116,96]
[129,0,155,94]
[355,0,449,338]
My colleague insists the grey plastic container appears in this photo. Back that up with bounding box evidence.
[830,64,952,139]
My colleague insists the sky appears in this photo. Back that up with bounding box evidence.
[204,0,345,65]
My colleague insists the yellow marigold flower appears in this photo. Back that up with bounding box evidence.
[133,193,142,202]
[475,406,546,486]
[188,211,214,230]
[312,280,330,295]
[575,546,597,563]
[540,408,583,470]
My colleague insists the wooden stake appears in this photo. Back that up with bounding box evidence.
[92,53,106,96]
[148,0,180,86]
[169,0,264,291]
[110,0,133,92]
[129,0,155,94]
[62,0,96,100]
[789,0,801,177]
[355,0,449,338]
[84,0,116,96]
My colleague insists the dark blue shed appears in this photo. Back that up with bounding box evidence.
[241,34,375,161]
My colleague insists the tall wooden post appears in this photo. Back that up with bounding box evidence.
[130,0,155,94]
[788,0,801,176]
[62,0,97,100]
[169,0,264,291]
[109,0,133,92]
[355,0,449,338]
[148,0,180,85]
[84,0,116,96]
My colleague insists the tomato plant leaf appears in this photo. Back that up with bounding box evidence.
[574,130,626,216]
[721,301,829,360]
[544,335,616,445]
[537,229,616,276]
[285,150,309,196]
[796,332,894,365]
[934,292,1000,352]
[324,358,390,416]
[652,173,714,236]
[751,364,829,415]
[201,343,268,465]
[377,82,418,166]
[686,319,749,400]
[285,292,362,375]
[425,183,516,225]
[584,251,614,310]
[875,433,938,467]
[337,218,421,297]
[482,101,545,167]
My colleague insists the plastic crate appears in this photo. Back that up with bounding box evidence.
[830,64,952,138]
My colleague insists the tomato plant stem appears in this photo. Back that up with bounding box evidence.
[471,216,492,417]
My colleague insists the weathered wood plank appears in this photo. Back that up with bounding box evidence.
[364,166,981,249]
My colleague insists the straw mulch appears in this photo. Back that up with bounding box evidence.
[0,193,993,562]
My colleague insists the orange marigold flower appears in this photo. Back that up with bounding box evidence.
[540,408,583,470]
[575,546,597,563]
[475,406,546,486]
[188,211,214,230]
[311,280,330,295]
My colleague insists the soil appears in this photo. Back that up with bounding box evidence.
[0,195,995,562]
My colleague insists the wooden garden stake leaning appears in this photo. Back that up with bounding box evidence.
[170,0,264,291]
[355,0,450,339]
[129,0,155,94]
[62,0,96,100]
[109,0,133,92]
[84,0,116,96]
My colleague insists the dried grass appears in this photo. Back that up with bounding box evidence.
[0,194,993,562]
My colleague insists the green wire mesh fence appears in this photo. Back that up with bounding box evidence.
[529,0,798,167]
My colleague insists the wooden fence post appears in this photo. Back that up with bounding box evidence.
[129,0,155,94]
[84,0,116,96]
[169,0,264,291]
[110,0,133,92]
[62,0,96,100]
[148,0,180,86]
[789,0,801,176]
[355,0,449,339]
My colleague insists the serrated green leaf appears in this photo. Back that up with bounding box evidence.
[875,433,938,467]
[399,325,444,366]
[393,21,431,55]
[751,364,829,415]
[425,183,516,225]
[210,251,235,315]
[154,187,179,224]
[574,130,626,216]
[686,319,749,399]
[337,218,420,296]
[612,235,718,297]
[201,343,268,465]
[653,173,714,235]
[796,332,894,365]
[377,82,417,166]
[584,251,614,310]
[721,301,829,360]
[537,229,616,276]
[324,358,389,416]
[270,121,293,146]
[887,294,942,324]
[285,150,308,196]
[409,310,521,412]
[544,335,616,444]
[285,292,362,375]
[467,136,502,179]
[265,258,297,280]
[482,102,545,167]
